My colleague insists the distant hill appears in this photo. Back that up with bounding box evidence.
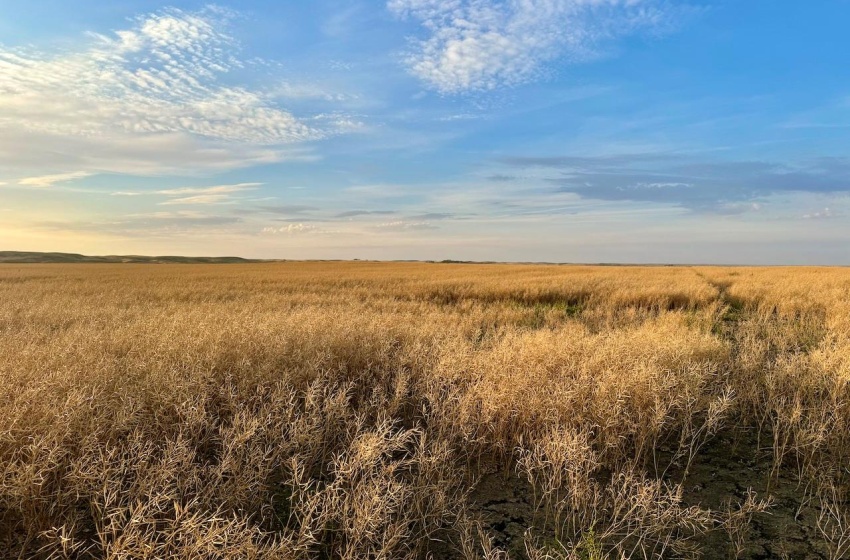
[0,251,259,264]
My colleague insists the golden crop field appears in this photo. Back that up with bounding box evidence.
[1,263,849,559]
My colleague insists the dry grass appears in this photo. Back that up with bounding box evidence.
[1,262,848,559]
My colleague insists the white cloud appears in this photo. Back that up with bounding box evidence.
[0,7,350,175]
[438,113,483,121]
[109,182,262,204]
[157,183,262,196]
[262,223,319,235]
[159,194,233,205]
[388,0,680,93]
[803,207,835,219]
[273,82,358,103]
[19,171,93,187]
[375,220,438,231]
[631,182,693,189]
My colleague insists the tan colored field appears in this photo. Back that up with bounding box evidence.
[1,263,849,559]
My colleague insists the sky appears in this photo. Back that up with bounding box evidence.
[1,1,848,264]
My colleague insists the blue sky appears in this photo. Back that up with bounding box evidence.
[1,1,848,263]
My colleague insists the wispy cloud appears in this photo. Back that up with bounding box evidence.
[0,7,354,176]
[501,153,850,213]
[19,171,93,187]
[258,205,319,215]
[486,174,517,182]
[273,82,358,103]
[159,194,234,205]
[262,223,320,235]
[388,0,685,93]
[375,220,438,231]
[803,207,836,220]
[110,182,263,205]
[35,210,242,237]
[438,113,483,122]
[336,210,397,218]
[157,183,262,196]
[406,212,453,220]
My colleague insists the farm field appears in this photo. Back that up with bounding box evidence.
[1,262,849,559]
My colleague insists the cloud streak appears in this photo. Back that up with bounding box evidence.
[159,194,236,205]
[336,210,397,218]
[803,207,837,220]
[35,211,242,237]
[157,183,261,205]
[388,0,683,93]
[375,220,438,231]
[262,223,320,235]
[158,184,261,195]
[19,171,93,187]
[109,182,262,205]
[502,154,850,213]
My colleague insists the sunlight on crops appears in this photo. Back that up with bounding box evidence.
[1,263,849,559]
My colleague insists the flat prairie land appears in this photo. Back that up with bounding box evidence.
[1,263,849,559]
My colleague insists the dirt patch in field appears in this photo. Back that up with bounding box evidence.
[675,427,828,560]
[460,428,832,559]
[468,469,539,556]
